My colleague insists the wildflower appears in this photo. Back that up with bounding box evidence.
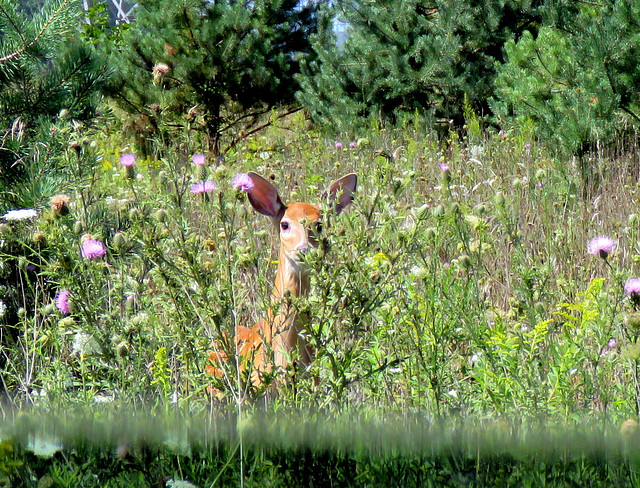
[349,142,356,148]
[334,141,343,149]
[440,162,451,184]
[55,290,71,315]
[3,208,37,221]
[588,235,616,260]
[81,239,107,259]
[192,154,206,166]
[152,63,170,83]
[232,173,254,192]
[71,332,100,357]
[50,194,71,216]
[166,479,198,488]
[190,181,217,194]
[120,153,136,167]
[608,338,617,349]
[625,279,640,300]
[0,300,5,318]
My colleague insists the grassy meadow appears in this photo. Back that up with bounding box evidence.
[3,112,640,485]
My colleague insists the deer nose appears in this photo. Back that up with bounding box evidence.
[296,244,309,254]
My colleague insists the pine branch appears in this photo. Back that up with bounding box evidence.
[0,0,71,64]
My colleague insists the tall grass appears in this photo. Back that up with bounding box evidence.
[1,111,640,428]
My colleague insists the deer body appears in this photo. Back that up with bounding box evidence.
[246,173,357,373]
[208,172,357,389]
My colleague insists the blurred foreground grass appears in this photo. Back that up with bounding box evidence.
[2,408,640,487]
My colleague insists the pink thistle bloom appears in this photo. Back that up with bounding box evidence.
[608,338,617,349]
[192,154,206,166]
[81,239,107,259]
[334,142,343,149]
[232,173,254,192]
[55,290,71,315]
[625,278,640,298]
[349,142,356,148]
[588,235,616,259]
[440,163,450,172]
[120,153,136,167]
[191,181,217,194]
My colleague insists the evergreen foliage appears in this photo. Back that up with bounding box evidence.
[0,0,109,210]
[297,0,543,133]
[104,0,318,154]
[491,1,640,160]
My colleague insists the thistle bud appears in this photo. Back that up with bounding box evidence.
[627,312,640,332]
[416,204,429,220]
[494,191,506,207]
[125,165,136,180]
[113,232,126,252]
[196,165,207,181]
[73,221,84,234]
[32,232,46,247]
[69,141,81,156]
[155,209,168,223]
[458,254,472,269]
[116,341,130,358]
[50,194,71,217]
[125,296,135,313]
[432,204,445,218]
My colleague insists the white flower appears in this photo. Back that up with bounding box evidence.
[71,332,100,356]
[93,393,114,404]
[166,480,198,488]
[3,208,37,221]
[0,300,5,318]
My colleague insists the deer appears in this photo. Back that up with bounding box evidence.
[207,172,358,392]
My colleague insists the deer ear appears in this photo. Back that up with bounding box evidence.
[246,172,286,221]
[327,173,357,215]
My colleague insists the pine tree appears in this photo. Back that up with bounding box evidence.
[0,0,109,209]
[297,0,544,134]
[491,0,640,160]
[104,0,318,155]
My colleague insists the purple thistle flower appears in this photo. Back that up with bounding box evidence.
[55,290,71,315]
[192,154,206,166]
[440,163,450,172]
[334,141,343,149]
[191,181,217,194]
[120,153,136,167]
[232,173,254,192]
[608,338,617,349]
[81,239,107,259]
[349,142,356,148]
[588,235,616,260]
[625,278,640,299]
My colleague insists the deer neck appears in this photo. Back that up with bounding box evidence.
[272,247,311,302]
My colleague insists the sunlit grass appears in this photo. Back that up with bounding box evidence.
[1,112,640,427]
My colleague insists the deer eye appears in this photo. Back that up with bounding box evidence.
[313,221,323,234]
[281,221,290,231]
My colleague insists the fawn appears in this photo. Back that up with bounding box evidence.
[207,172,357,390]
